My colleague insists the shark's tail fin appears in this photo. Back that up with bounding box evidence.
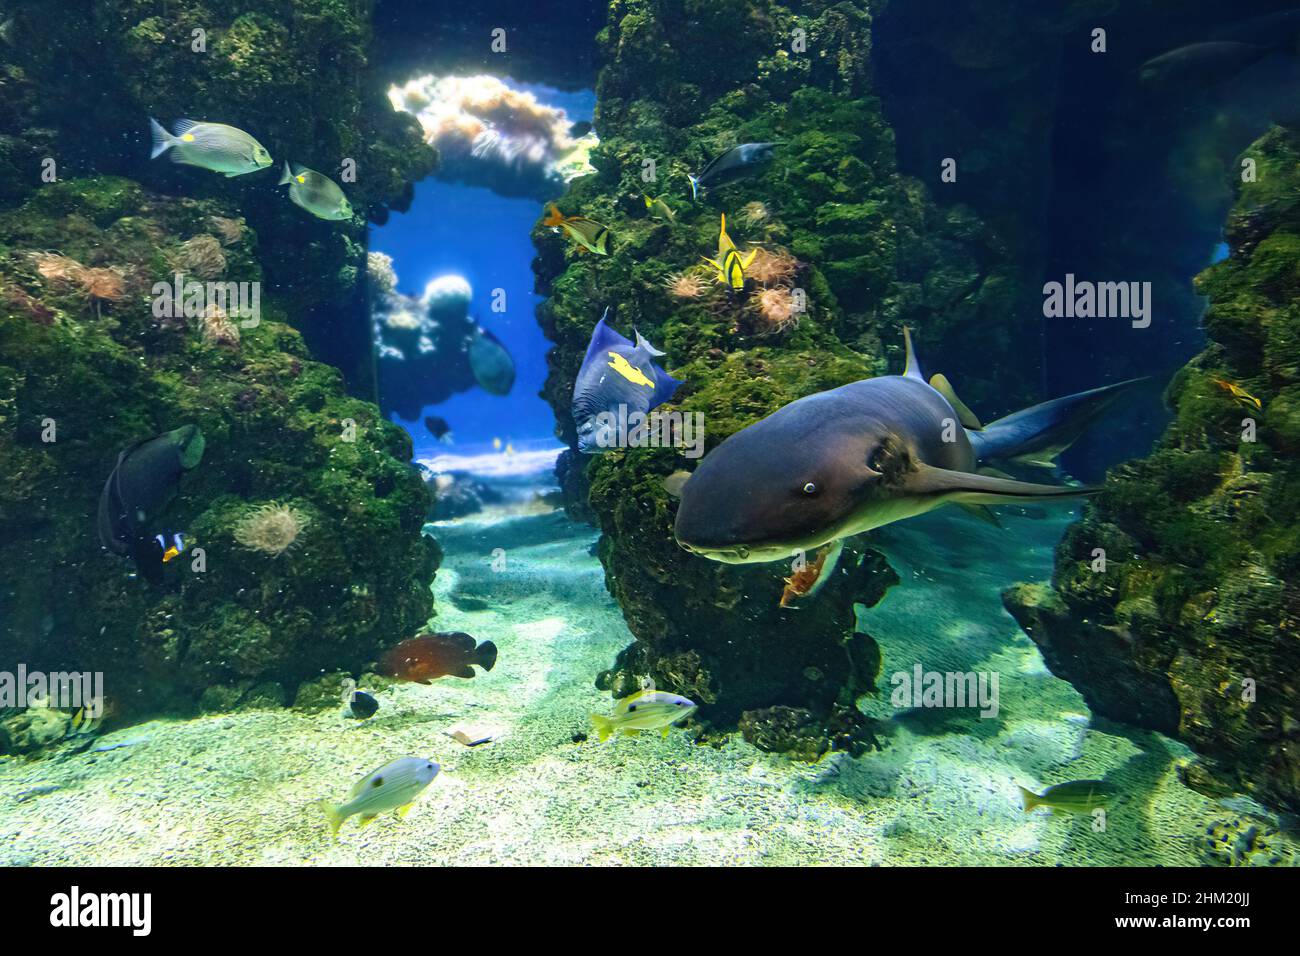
[968,378,1147,468]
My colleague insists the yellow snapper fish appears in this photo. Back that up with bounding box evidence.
[278,162,354,221]
[1211,378,1263,412]
[607,351,656,388]
[1019,779,1114,814]
[702,213,756,291]
[542,203,611,255]
[148,118,273,177]
[643,194,676,221]
[590,688,697,743]
[317,757,440,838]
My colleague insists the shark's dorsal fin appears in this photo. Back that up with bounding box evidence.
[930,373,983,430]
[903,327,924,381]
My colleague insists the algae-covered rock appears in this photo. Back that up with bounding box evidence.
[0,0,438,393]
[533,1,1028,755]
[1004,128,1300,813]
[0,178,437,716]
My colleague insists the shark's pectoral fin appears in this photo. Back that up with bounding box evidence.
[903,463,1098,506]
[929,373,983,430]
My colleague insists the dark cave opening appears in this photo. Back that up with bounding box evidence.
[872,0,1300,469]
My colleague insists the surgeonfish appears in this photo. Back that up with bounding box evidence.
[590,688,697,743]
[571,308,683,454]
[702,213,756,291]
[467,325,516,395]
[1019,780,1113,814]
[317,757,440,838]
[277,162,353,220]
[154,532,186,563]
[378,632,498,683]
[671,329,1144,564]
[542,203,611,255]
[148,118,273,177]
[97,425,205,584]
[688,142,780,199]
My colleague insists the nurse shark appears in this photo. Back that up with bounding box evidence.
[671,329,1141,564]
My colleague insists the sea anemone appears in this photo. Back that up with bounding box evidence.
[664,270,707,300]
[747,247,798,287]
[739,201,770,227]
[209,216,245,246]
[79,267,126,304]
[169,235,227,280]
[30,253,126,316]
[30,252,86,287]
[233,501,311,558]
[752,287,800,333]
[200,304,240,348]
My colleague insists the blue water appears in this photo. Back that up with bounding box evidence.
[373,83,595,461]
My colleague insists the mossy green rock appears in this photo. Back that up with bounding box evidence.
[537,1,1023,755]
[1004,128,1300,813]
[0,178,436,717]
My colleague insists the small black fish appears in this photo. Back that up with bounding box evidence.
[689,142,780,198]
[467,325,516,396]
[348,690,379,720]
[423,416,453,441]
[97,425,205,583]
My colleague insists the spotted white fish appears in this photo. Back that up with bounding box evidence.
[590,688,697,743]
[317,757,440,837]
[149,118,273,177]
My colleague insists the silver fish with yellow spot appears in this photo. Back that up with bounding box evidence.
[590,688,697,743]
[278,162,354,221]
[317,756,440,838]
[149,118,273,177]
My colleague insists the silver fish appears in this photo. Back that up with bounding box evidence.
[278,162,353,220]
[149,118,273,177]
[317,757,440,837]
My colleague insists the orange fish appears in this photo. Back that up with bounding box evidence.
[377,632,498,683]
[779,542,842,608]
[1211,378,1262,412]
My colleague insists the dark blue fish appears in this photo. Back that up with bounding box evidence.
[348,690,379,720]
[467,325,516,396]
[689,143,780,199]
[572,309,683,454]
[97,425,205,584]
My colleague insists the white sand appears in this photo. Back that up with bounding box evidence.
[0,505,1289,865]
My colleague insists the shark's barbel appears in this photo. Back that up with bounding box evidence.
[671,329,1142,564]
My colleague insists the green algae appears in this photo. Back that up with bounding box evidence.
[1004,128,1300,813]
[0,179,436,722]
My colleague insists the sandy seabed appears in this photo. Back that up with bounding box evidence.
[0,505,1291,866]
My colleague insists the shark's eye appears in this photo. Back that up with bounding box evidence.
[867,447,886,473]
[802,482,817,495]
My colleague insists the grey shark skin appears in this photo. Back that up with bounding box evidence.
[672,330,1140,564]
